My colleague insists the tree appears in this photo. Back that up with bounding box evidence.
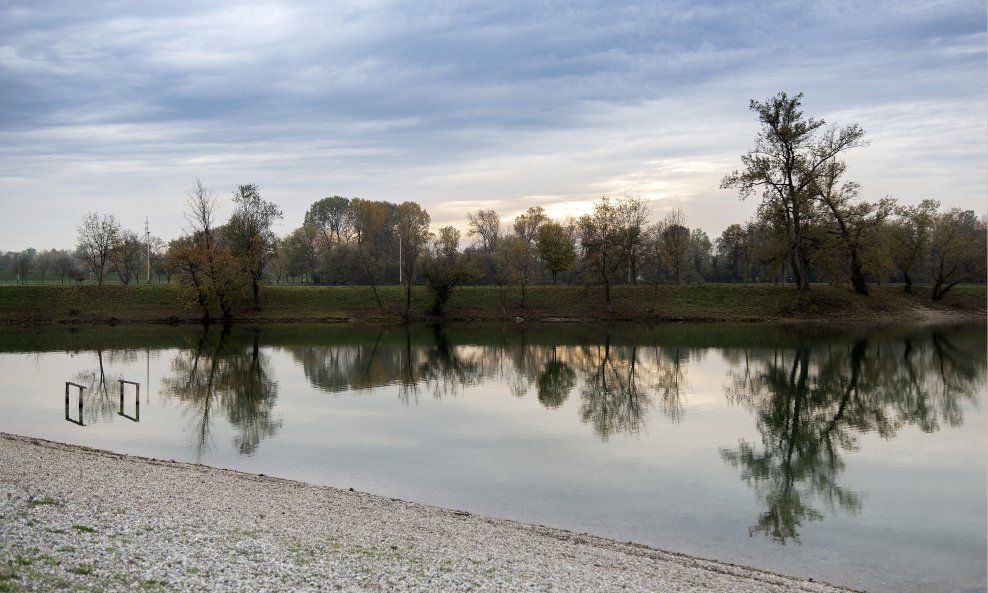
[722,92,867,292]
[658,209,690,285]
[616,195,651,284]
[280,224,320,283]
[227,184,283,310]
[513,206,548,244]
[928,208,986,300]
[423,226,470,315]
[888,200,938,293]
[687,228,712,281]
[304,195,355,248]
[497,235,536,307]
[169,179,244,322]
[467,209,502,253]
[715,224,751,283]
[77,212,121,285]
[395,201,431,318]
[351,198,397,309]
[13,250,34,285]
[537,221,576,284]
[578,196,625,305]
[109,229,145,285]
[814,159,893,295]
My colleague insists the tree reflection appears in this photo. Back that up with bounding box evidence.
[537,350,576,409]
[578,338,651,439]
[162,327,281,458]
[721,329,984,544]
[286,326,691,439]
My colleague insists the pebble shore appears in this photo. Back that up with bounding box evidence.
[1,433,860,593]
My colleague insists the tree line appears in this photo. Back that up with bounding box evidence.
[2,92,984,315]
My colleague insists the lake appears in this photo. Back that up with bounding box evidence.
[0,322,984,593]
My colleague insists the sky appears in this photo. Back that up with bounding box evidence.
[1,0,985,252]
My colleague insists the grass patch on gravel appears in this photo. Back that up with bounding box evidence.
[71,524,96,534]
[26,497,64,508]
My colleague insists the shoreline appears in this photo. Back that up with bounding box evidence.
[0,283,984,326]
[1,432,862,593]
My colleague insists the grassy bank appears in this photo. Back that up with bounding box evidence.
[0,282,983,325]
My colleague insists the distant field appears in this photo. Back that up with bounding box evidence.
[0,282,983,325]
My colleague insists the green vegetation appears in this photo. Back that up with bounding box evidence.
[26,498,64,509]
[0,282,982,326]
[71,525,96,534]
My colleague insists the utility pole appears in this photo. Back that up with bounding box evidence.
[145,217,151,284]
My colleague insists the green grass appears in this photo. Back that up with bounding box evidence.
[26,498,64,509]
[0,282,982,325]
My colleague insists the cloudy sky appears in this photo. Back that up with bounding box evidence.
[1,0,984,251]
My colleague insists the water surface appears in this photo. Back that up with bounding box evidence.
[1,322,984,593]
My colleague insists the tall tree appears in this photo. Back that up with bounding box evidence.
[814,159,893,295]
[76,212,121,285]
[888,200,938,293]
[616,195,651,284]
[467,209,502,253]
[578,196,625,305]
[395,201,431,318]
[109,229,145,285]
[513,206,548,244]
[423,225,470,315]
[928,208,986,301]
[722,92,866,291]
[658,209,690,285]
[227,184,283,310]
[537,221,576,284]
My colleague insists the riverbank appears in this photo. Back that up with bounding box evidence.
[0,283,983,325]
[0,433,859,593]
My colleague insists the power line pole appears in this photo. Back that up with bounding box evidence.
[145,217,151,284]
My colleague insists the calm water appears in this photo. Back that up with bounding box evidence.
[0,322,984,593]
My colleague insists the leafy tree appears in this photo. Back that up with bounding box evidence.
[351,198,397,309]
[928,208,986,300]
[227,184,283,310]
[722,92,866,292]
[513,206,548,244]
[813,159,894,295]
[109,229,145,285]
[168,179,245,322]
[423,226,471,315]
[76,212,121,285]
[887,200,938,293]
[304,195,355,249]
[715,224,752,283]
[688,228,712,281]
[536,221,576,284]
[396,201,431,318]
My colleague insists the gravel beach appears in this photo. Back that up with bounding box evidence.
[1,432,860,593]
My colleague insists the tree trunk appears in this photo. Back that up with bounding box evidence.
[849,250,868,296]
[902,270,912,294]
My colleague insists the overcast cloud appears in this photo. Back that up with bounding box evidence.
[0,0,984,250]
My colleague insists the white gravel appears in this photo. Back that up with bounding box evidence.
[0,432,861,593]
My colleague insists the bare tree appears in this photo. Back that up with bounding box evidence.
[76,212,121,285]
[468,209,502,253]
